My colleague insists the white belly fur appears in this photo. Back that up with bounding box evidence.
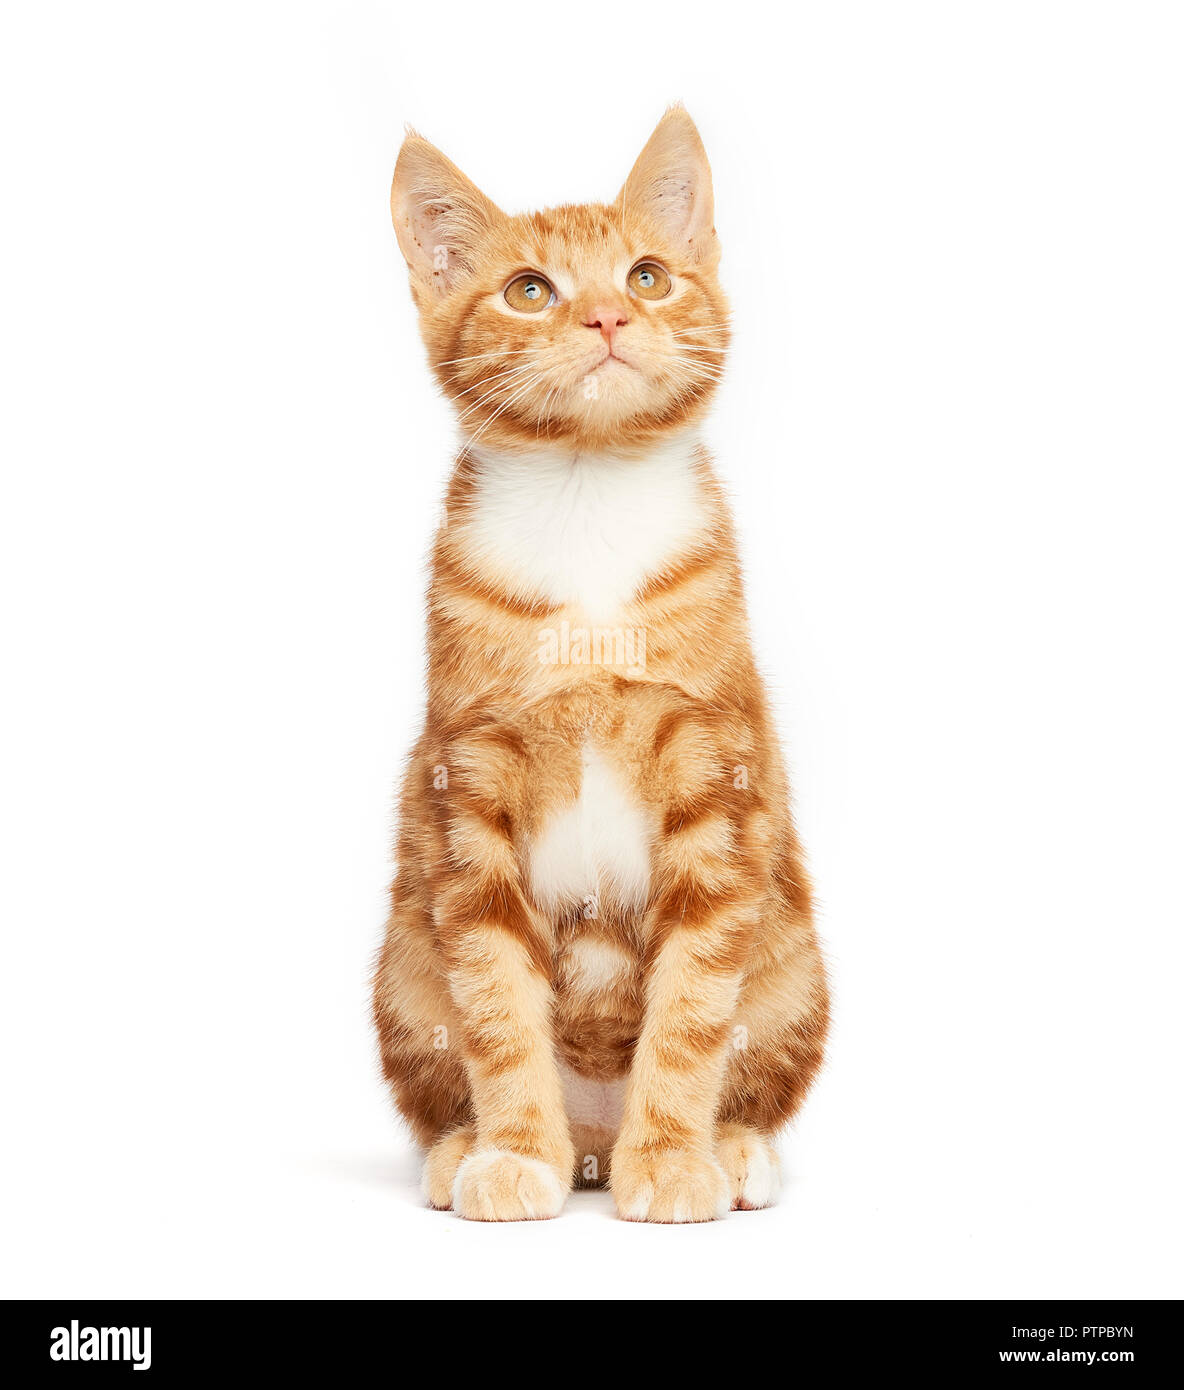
[527,744,652,915]
[532,750,644,1136]
[559,1060,627,1132]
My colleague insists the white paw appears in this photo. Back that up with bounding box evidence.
[452,1149,568,1222]
[611,1147,730,1223]
[716,1126,782,1211]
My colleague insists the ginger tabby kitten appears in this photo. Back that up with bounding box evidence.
[373,107,828,1222]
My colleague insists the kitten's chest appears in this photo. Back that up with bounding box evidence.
[463,436,708,618]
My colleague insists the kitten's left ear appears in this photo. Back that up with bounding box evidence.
[618,105,717,261]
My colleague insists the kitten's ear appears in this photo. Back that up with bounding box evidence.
[618,106,716,260]
[391,132,502,296]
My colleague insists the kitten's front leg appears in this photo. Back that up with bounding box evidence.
[433,726,574,1221]
[610,921,746,1222]
[611,716,766,1223]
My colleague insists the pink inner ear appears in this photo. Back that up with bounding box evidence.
[620,118,714,251]
[646,174,700,237]
[392,136,502,292]
[399,193,484,297]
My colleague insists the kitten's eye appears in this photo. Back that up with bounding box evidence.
[504,274,555,313]
[627,262,672,300]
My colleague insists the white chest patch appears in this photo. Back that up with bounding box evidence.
[464,434,708,619]
[527,745,652,916]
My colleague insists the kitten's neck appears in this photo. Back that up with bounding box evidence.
[455,431,714,619]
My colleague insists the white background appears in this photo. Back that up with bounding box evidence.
[2,1,1181,1300]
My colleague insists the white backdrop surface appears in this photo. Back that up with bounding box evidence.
[1,1,1181,1298]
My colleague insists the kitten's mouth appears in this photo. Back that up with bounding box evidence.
[591,349,636,374]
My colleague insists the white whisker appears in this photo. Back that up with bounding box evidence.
[453,361,537,400]
[454,364,538,423]
[439,349,536,367]
[465,373,545,449]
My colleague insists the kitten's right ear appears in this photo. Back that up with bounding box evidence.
[391,132,502,296]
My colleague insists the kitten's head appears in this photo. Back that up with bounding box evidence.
[391,107,728,452]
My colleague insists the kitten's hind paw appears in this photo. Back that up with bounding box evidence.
[452,1149,569,1222]
[421,1125,476,1210]
[715,1124,781,1211]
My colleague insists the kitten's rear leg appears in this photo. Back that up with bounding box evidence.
[422,1125,476,1210]
[715,1123,781,1210]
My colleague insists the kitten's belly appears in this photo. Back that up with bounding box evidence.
[526,744,651,917]
[558,1060,626,1132]
[529,743,649,1093]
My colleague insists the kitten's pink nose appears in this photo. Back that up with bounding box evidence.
[583,305,629,343]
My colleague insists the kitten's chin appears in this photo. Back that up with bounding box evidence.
[450,362,717,451]
[593,388,717,441]
[463,395,713,454]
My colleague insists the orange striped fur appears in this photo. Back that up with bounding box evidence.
[373,108,828,1221]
